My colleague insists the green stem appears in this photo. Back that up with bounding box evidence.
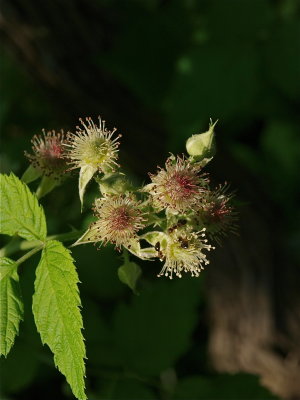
[15,244,44,266]
[48,230,84,243]
[0,230,84,258]
[123,248,130,263]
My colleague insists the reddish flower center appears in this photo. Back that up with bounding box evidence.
[50,142,63,157]
[110,207,132,230]
[170,173,197,198]
[41,140,63,159]
[207,201,229,222]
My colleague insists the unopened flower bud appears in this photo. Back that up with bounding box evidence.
[186,120,217,165]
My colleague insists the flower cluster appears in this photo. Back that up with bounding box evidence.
[140,155,236,278]
[25,118,237,280]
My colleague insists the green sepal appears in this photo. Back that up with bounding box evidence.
[124,238,143,259]
[139,247,157,259]
[123,239,156,260]
[21,165,42,184]
[36,175,61,199]
[96,173,135,195]
[142,231,167,246]
[71,225,98,246]
[79,165,97,211]
[141,183,156,193]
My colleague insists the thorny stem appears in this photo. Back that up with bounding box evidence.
[0,230,84,258]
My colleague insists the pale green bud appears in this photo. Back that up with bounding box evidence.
[186,120,218,165]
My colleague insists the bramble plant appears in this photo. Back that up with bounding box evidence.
[0,118,237,399]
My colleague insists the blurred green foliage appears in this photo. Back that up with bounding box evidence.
[1,0,300,398]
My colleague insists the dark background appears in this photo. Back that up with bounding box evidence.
[1,0,300,399]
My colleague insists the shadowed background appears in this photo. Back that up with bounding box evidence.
[1,0,300,399]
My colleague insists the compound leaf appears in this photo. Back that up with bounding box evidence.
[0,173,47,241]
[0,257,24,357]
[32,240,86,400]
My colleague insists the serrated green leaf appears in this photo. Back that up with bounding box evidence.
[0,257,15,281]
[21,164,42,184]
[0,257,24,357]
[72,224,98,246]
[0,173,47,241]
[118,260,141,294]
[32,240,86,400]
[79,165,97,211]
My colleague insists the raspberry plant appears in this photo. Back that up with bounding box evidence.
[0,118,237,399]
